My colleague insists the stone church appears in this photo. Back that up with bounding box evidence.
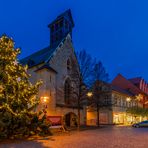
[21,10,86,127]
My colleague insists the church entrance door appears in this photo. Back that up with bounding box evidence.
[64,112,78,127]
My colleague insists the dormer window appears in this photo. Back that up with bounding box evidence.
[67,59,71,70]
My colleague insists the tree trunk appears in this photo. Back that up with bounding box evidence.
[77,82,82,131]
[77,106,80,131]
[97,105,100,127]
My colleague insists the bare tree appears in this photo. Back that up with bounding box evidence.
[69,50,95,130]
[88,80,112,127]
[92,61,109,83]
[88,61,112,127]
[76,50,96,87]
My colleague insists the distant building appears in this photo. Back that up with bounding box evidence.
[112,74,148,108]
[20,9,86,127]
[111,74,148,124]
[111,84,138,124]
[87,74,148,126]
[128,77,148,108]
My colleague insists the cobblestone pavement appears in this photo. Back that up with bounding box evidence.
[1,126,148,148]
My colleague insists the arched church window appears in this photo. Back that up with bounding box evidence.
[64,78,71,104]
[67,59,71,70]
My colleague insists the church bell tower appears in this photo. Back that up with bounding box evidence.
[48,9,74,48]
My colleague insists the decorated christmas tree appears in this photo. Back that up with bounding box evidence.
[0,35,50,139]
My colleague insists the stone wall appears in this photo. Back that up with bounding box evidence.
[26,35,86,125]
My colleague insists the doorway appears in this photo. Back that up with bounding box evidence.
[64,112,78,127]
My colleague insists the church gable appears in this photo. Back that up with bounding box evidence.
[20,9,79,107]
[20,9,75,70]
[49,33,77,74]
[48,34,79,105]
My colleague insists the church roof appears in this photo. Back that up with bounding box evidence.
[20,46,54,67]
[35,64,57,73]
[20,35,68,68]
[128,77,142,84]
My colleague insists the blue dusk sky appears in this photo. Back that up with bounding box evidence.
[0,0,148,81]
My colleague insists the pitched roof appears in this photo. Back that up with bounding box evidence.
[112,74,141,95]
[20,46,54,67]
[128,77,142,84]
[20,34,68,68]
[111,85,134,97]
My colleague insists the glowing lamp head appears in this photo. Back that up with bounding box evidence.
[87,92,93,97]
[41,96,49,103]
[126,97,131,102]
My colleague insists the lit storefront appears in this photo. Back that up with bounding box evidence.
[113,113,133,125]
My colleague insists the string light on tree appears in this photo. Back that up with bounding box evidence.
[0,35,43,138]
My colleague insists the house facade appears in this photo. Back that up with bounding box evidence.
[111,74,148,124]
[20,10,86,127]
[111,85,138,124]
[87,74,147,126]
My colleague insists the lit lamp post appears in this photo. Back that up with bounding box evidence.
[87,92,93,98]
[86,92,93,125]
[42,96,49,103]
[126,97,132,124]
[41,96,49,115]
[126,97,131,102]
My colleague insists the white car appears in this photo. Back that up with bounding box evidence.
[132,120,148,128]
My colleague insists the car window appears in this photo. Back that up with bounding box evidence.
[141,121,148,124]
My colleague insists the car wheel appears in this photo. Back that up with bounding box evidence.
[135,125,139,128]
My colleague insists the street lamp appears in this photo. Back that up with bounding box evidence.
[41,96,49,115]
[126,97,131,102]
[41,96,49,103]
[87,92,93,97]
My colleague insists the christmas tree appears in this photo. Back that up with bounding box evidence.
[0,35,50,139]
